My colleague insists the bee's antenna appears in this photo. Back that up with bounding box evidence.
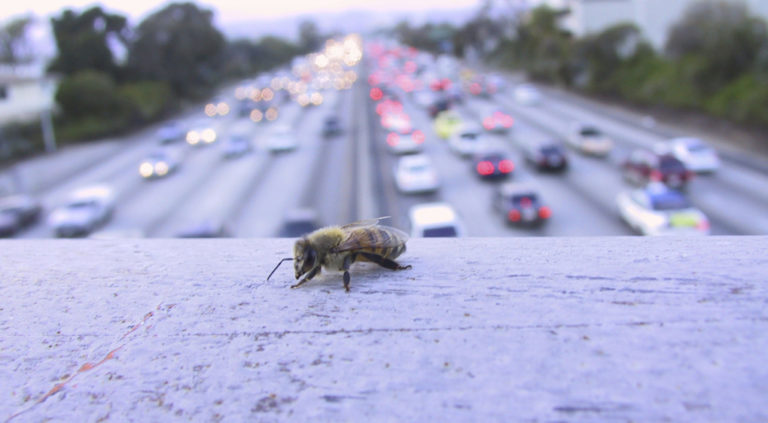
[267,257,293,281]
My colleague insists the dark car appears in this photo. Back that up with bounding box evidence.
[492,183,551,226]
[428,97,451,119]
[472,151,514,180]
[175,220,230,238]
[623,149,693,189]
[521,141,568,172]
[0,195,42,237]
[278,209,320,237]
[322,116,343,138]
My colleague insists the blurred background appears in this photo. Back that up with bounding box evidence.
[1,0,767,239]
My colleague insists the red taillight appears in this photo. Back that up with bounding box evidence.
[697,219,710,231]
[477,161,495,176]
[520,197,532,208]
[508,210,521,222]
[483,117,494,130]
[650,169,663,181]
[502,117,514,128]
[412,130,425,144]
[538,206,551,219]
[470,83,481,95]
[387,133,399,147]
[370,87,383,101]
[498,159,514,173]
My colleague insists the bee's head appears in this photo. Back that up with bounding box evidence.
[293,238,317,279]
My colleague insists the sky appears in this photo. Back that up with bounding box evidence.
[1,0,482,24]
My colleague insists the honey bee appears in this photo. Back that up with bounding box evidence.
[267,218,411,292]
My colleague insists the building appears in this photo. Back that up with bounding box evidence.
[0,65,57,125]
[544,0,768,50]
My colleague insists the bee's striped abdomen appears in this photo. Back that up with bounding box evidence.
[350,227,406,260]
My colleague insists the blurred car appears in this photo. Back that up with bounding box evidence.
[278,208,321,237]
[186,121,217,146]
[264,125,298,152]
[322,115,343,138]
[156,122,183,144]
[473,151,515,180]
[380,111,412,134]
[616,183,709,236]
[427,97,451,118]
[409,202,466,237]
[567,124,613,156]
[656,137,720,173]
[221,134,253,158]
[139,149,180,179]
[513,84,541,105]
[434,110,463,139]
[623,149,693,189]
[395,154,440,194]
[386,129,425,154]
[492,183,551,226]
[48,185,115,238]
[520,140,568,172]
[175,219,230,238]
[0,195,42,237]
[448,127,488,157]
[482,111,514,132]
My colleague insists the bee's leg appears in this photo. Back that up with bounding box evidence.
[359,252,412,271]
[342,254,358,292]
[290,266,320,289]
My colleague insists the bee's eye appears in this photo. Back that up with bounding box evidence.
[306,249,316,266]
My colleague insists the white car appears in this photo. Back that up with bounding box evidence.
[263,125,298,152]
[616,183,709,236]
[156,122,183,144]
[186,120,217,146]
[48,185,115,237]
[395,155,440,194]
[657,137,720,173]
[448,127,488,157]
[513,84,541,105]
[409,202,466,237]
[387,130,425,154]
[139,149,180,179]
[567,123,613,156]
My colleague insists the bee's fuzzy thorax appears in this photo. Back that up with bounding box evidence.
[307,226,345,253]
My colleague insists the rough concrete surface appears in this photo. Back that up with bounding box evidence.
[1,237,767,422]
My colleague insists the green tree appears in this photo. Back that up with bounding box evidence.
[298,20,321,53]
[0,15,36,67]
[47,7,129,78]
[126,2,226,98]
[665,0,768,94]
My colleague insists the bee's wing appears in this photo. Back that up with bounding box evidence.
[334,225,409,253]
[339,216,390,230]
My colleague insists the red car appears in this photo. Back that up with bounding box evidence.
[622,149,693,189]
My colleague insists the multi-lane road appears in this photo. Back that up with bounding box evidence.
[3,64,768,239]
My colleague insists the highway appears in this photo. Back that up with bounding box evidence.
[4,60,768,239]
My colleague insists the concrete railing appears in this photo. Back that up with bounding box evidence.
[2,237,766,421]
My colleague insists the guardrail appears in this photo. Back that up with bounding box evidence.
[2,237,766,421]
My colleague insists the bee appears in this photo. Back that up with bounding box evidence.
[267,218,411,292]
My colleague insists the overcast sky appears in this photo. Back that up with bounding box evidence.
[2,0,481,23]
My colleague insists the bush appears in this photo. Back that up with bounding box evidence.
[706,73,768,126]
[118,81,175,123]
[54,70,129,119]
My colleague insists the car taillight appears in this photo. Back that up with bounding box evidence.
[412,130,425,144]
[477,161,494,176]
[650,169,663,181]
[520,197,532,208]
[370,87,383,101]
[470,83,481,95]
[538,206,551,219]
[483,117,494,130]
[387,133,399,147]
[508,210,521,222]
[499,159,514,173]
[697,219,710,231]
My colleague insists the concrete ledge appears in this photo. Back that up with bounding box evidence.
[2,237,767,421]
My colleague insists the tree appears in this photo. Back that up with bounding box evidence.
[126,2,226,98]
[0,15,36,67]
[665,0,768,94]
[298,20,322,54]
[47,7,129,78]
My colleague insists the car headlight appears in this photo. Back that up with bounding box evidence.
[155,161,169,176]
[202,129,216,143]
[139,162,154,178]
[187,131,200,145]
